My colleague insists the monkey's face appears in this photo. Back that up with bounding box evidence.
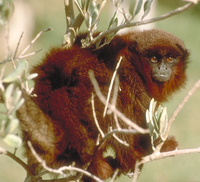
[126,29,189,101]
[149,55,178,82]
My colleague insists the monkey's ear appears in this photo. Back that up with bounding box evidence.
[50,68,79,90]
[128,41,138,52]
[176,43,190,60]
[64,68,79,87]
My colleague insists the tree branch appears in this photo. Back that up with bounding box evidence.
[85,2,195,48]
[64,0,75,28]
[27,141,104,182]
[164,78,200,140]
[0,147,34,176]
[141,146,200,164]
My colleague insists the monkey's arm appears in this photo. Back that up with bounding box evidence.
[17,93,57,150]
[17,93,65,172]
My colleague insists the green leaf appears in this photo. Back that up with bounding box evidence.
[91,3,100,26]
[7,117,19,134]
[0,118,7,136]
[3,134,22,148]
[134,0,143,16]
[149,98,156,122]
[146,98,169,148]
[85,11,91,28]
[152,114,159,133]
[112,0,124,6]
[156,105,163,122]
[106,18,118,40]
[108,11,118,30]
[12,87,21,105]
[159,107,168,139]
[129,0,137,16]
[148,119,154,137]
[142,0,153,20]
[0,115,19,137]
[146,109,150,125]
[88,1,95,15]
[3,60,28,83]
[76,0,82,7]
[11,98,24,114]
[0,0,5,10]
[95,11,118,49]
[0,0,14,22]
[5,83,14,109]
[26,73,38,80]
[152,131,159,142]
[4,84,24,113]
[117,0,124,5]
[143,0,153,12]
[82,0,91,11]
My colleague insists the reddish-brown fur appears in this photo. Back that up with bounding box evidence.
[17,29,189,181]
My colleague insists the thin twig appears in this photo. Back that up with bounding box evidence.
[103,56,122,117]
[18,49,42,59]
[91,0,107,29]
[112,76,121,130]
[89,70,149,134]
[110,168,119,182]
[111,74,119,111]
[111,127,129,146]
[5,22,11,60]
[164,78,200,140]
[18,28,53,58]
[74,0,85,17]
[64,0,75,28]
[131,79,200,181]
[98,128,141,150]
[13,32,24,59]
[63,0,84,47]
[131,160,141,182]
[0,147,34,176]
[115,3,129,23]
[140,147,200,164]
[28,141,104,182]
[91,93,105,138]
[0,64,6,92]
[0,28,52,65]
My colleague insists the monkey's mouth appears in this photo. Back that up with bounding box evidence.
[153,73,170,82]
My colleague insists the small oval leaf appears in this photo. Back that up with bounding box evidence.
[134,0,143,16]
[108,11,118,30]
[3,134,22,148]
[5,83,14,109]
[3,60,28,83]
[146,109,150,125]
[8,117,19,133]
[129,0,137,16]
[142,0,153,20]
[26,73,38,80]
[148,121,154,137]
[12,98,24,114]
[160,107,168,138]
[91,3,100,24]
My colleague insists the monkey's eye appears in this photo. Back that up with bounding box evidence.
[166,57,173,62]
[150,56,157,63]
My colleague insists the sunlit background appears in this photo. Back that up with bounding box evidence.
[0,0,200,181]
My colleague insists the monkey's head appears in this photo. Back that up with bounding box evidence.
[128,29,189,101]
